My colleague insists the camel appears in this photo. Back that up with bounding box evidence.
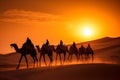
[10,43,38,69]
[85,44,94,62]
[79,45,86,60]
[55,45,68,64]
[36,45,55,66]
[68,43,79,62]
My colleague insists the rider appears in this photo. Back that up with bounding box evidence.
[23,37,34,46]
[26,37,34,47]
[86,43,94,54]
[86,44,94,59]
[72,42,76,48]
[45,39,50,45]
[87,44,92,50]
[22,37,34,53]
[59,40,64,49]
[80,44,85,51]
[43,39,50,48]
[41,39,50,51]
[60,40,63,46]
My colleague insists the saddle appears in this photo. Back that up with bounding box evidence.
[22,42,34,51]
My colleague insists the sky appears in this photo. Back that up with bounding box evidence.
[0,0,120,54]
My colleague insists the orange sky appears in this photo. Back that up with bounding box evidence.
[0,0,120,54]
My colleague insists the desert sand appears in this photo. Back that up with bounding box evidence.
[0,64,120,80]
[0,37,120,80]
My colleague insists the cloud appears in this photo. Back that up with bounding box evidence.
[0,9,62,23]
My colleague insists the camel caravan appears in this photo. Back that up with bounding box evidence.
[10,38,94,69]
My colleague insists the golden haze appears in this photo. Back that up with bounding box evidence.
[0,0,119,54]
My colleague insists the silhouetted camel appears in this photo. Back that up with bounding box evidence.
[10,43,38,69]
[85,44,94,62]
[68,42,79,62]
[79,45,86,60]
[37,44,55,66]
[55,44,68,64]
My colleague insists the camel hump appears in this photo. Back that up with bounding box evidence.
[86,47,93,53]
[70,44,78,53]
[58,44,64,49]
[79,46,85,52]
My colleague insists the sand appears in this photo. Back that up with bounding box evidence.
[0,64,120,80]
[0,37,120,80]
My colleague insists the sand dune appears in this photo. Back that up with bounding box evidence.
[0,64,120,80]
[0,37,120,80]
[0,37,120,68]
[76,37,120,64]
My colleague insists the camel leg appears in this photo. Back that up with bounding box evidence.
[39,54,42,66]
[63,53,66,64]
[86,54,90,62]
[88,54,90,60]
[92,54,94,63]
[78,53,81,60]
[80,54,82,60]
[84,54,86,60]
[43,55,47,66]
[68,54,70,61]
[35,56,38,67]
[85,54,87,60]
[49,55,53,67]
[31,56,36,68]
[68,54,72,62]
[82,54,84,60]
[33,55,38,67]
[49,56,52,65]
[77,53,80,60]
[77,54,79,62]
[55,53,58,65]
[24,55,28,69]
[83,54,85,60]
[70,54,72,61]
[85,54,88,60]
[75,54,78,62]
[16,55,23,69]
[80,54,83,60]
[59,54,62,64]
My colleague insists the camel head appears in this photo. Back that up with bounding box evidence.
[10,43,17,48]
[36,45,40,48]
[10,43,20,53]
[36,45,41,53]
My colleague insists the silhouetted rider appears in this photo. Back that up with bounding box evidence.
[42,39,50,49]
[58,40,64,49]
[80,45,85,51]
[45,39,50,46]
[87,44,92,51]
[42,39,50,50]
[22,37,34,50]
[60,40,63,46]
[72,42,76,47]
[86,44,94,54]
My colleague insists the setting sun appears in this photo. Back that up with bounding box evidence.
[82,27,92,36]
[75,22,95,40]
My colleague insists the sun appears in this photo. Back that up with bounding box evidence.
[82,27,92,36]
[71,22,96,41]
[76,24,94,39]
[73,21,99,41]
